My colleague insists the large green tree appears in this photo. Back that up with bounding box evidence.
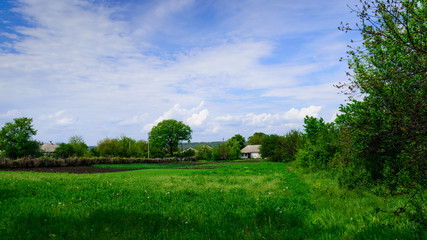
[0,117,41,159]
[229,134,246,149]
[337,0,426,190]
[149,119,192,156]
[247,132,266,145]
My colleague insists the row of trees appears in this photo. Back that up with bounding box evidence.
[0,116,299,161]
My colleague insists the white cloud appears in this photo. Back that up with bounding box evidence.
[212,105,322,133]
[38,110,74,126]
[143,101,208,131]
[187,109,209,126]
[0,0,355,144]
[0,110,19,119]
[56,117,74,125]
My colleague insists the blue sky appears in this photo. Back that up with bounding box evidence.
[0,0,360,145]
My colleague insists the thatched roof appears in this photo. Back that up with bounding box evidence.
[241,145,260,153]
[41,142,59,153]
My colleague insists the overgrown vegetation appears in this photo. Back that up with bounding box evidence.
[1,162,423,239]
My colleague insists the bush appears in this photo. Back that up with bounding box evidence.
[97,137,148,158]
[195,145,212,160]
[296,117,340,170]
[261,130,303,162]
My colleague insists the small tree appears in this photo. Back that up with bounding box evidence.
[55,143,75,158]
[149,119,192,156]
[0,117,41,159]
[195,145,212,160]
[69,135,88,157]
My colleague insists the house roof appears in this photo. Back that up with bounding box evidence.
[241,145,261,153]
[41,142,59,153]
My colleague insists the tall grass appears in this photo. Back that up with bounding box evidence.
[1,162,317,239]
[286,161,424,239]
[0,162,423,239]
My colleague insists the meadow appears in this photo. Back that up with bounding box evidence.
[0,162,423,239]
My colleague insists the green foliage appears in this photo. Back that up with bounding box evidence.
[296,116,340,169]
[89,147,100,157]
[97,138,119,157]
[0,117,41,159]
[229,134,246,149]
[97,137,148,158]
[55,143,75,158]
[211,137,242,160]
[247,132,266,145]
[195,145,212,160]
[260,134,284,162]
[337,0,426,193]
[176,148,196,159]
[149,119,192,156]
[69,135,88,157]
[261,131,303,162]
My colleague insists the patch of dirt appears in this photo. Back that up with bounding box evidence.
[0,166,138,174]
[0,160,262,174]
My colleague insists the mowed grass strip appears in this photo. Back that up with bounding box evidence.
[0,162,316,240]
[92,163,191,169]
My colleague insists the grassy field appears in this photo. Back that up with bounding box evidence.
[0,162,423,239]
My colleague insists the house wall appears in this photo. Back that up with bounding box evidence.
[250,153,261,159]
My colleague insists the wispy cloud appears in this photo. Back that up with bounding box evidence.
[0,0,357,144]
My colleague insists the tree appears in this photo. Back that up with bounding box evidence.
[0,117,41,159]
[230,134,246,149]
[337,0,426,190]
[55,143,75,158]
[69,135,88,157]
[296,117,340,169]
[97,137,148,158]
[149,119,192,156]
[247,132,266,145]
[260,134,284,162]
[195,145,212,160]
[212,138,241,160]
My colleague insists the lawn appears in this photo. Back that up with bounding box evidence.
[0,162,423,239]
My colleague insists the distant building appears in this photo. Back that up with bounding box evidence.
[40,141,59,155]
[241,145,261,159]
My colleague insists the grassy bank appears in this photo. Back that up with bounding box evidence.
[0,162,423,239]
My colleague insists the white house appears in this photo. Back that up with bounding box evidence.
[241,145,261,159]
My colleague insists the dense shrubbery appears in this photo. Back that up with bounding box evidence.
[97,136,148,158]
[211,135,244,160]
[295,117,340,170]
[194,145,212,160]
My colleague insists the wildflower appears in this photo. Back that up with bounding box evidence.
[166,192,170,195]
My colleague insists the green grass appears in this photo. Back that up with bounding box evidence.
[0,162,423,239]
[92,163,191,169]
[92,160,259,169]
